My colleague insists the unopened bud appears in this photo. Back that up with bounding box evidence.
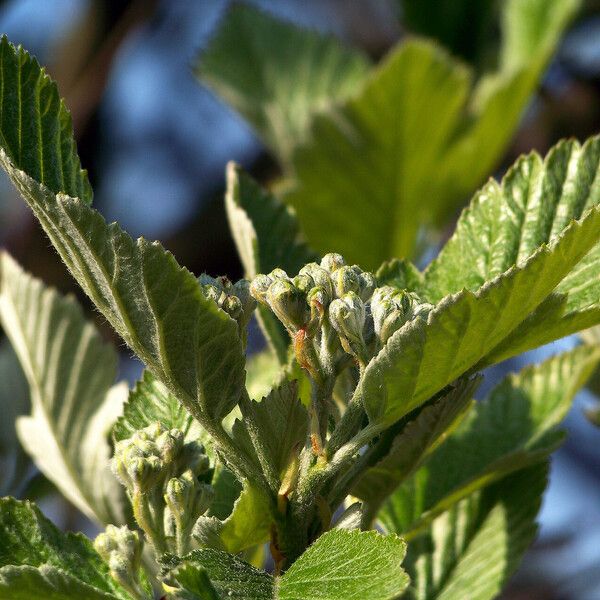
[266,278,310,332]
[299,263,335,299]
[329,292,367,361]
[371,287,429,344]
[320,253,345,273]
[95,526,145,599]
[250,274,272,304]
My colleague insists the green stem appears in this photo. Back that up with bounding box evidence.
[133,493,168,556]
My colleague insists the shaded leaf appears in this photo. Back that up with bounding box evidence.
[197,4,370,166]
[353,377,479,508]
[0,498,129,599]
[0,340,30,496]
[112,370,199,443]
[403,463,548,600]
[165,548,273,600]
[0,252,129,526]
[225,164,316,362]
[378,346,600,536]
[232,380,307,493]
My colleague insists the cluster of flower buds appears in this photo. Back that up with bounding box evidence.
[112,422,213,556]
[371,286,433,345]
[251,254,434,375]
[199,274,256,346]
[94,525,147,600]
[251,255,375,367]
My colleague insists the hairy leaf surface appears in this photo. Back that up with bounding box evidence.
[357,151,600,426]
[165,548,273,600]
[0,252,129,526]
[112,369,199,443]
[0,37,246,437]
[233,381,307,492]
[425,137,600,364]
[277,529,409,600]
[0,498,129,599]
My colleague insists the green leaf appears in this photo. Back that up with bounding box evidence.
[112,370,199,443]
[0,340,30,496]
[0,37,246,436]
[403,463,548,600]
[0,252,129,526]
[195,484,271,554]
[425,137,600,365]
[245,350,284,401]
[285,39,470,269]
[284,0,577,267]
[0,498,130,599]
[225,163,316,362]
[424,137,600,302]
[278,529,409,600]
[233,380,307,493]
[375,258,424,292]
[165,549,273,600]
[197,4,370,166]
[378,346,600,537]
[357,174,600,426]
[0,566,126,600]
[352,377,479,508]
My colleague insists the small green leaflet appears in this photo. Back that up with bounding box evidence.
[232,380,307,493]
[194,483,272,555]
[378,346,600,537]
[277,529,409,600]
[196,4,370,166]
[0,498,131,600]
[404,463,548,600]
[0,340,30,496]
[0,252,129,526]
[245,350,285,401]
[0,36,246,436]
[167,530,408,600]
[112,370,200,443]
[225,164,316,362]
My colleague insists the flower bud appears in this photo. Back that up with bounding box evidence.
[249,274,272,304]
[371,287,428,344]
[299,263,335,300]
[95,526,145,599]
[333,266,361,297]
[266,278,310,333]
[165,470,214,524]
[329,292,367,361]
[320,253,345,273]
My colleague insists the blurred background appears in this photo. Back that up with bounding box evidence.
[1,1,600,598]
